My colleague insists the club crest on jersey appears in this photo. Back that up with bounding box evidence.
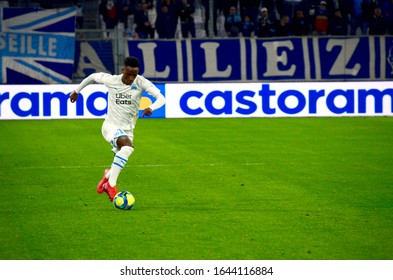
[131,85,138,90]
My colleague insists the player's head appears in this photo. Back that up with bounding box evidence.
[124,56,140,68]
[122,56,140,85]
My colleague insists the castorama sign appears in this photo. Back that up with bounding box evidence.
[165,82,393,118]
[0,82,392,120]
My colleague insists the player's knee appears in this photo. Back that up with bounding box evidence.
[116,136,133,148]
[120,145,134,157]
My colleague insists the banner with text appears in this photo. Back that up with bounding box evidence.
[0,82,392,120]
[0,7,76,84]
[126,37,393,82]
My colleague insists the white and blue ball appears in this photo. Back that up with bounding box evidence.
[113,190,135,210]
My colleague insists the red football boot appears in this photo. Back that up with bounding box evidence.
[97,168,110,194]
[103,182,118,202]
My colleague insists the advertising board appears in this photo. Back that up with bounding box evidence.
[1,82,392,120]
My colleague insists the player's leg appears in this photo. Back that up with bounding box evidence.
[96,168,110,194]
[103,137,134,201]
[107,136,134,188]
[99,122,134,201]
[97,121,115,195]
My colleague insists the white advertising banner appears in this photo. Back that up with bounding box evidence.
[0,82,392,120]
[165,82,393,118]
[0,84,107,119]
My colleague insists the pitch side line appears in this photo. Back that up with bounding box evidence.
[3,162,300,170]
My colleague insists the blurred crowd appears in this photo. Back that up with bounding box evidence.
[98,0,199,39]
[9,0,393,37]
[96,0,393,38]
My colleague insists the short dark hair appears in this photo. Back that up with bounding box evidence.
[124,56,140,68]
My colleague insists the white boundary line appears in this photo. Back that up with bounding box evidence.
[2,162,303,170]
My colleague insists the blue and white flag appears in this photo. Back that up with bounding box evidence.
[0,7,76,84]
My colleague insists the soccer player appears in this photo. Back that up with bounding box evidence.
[69,56,166,202]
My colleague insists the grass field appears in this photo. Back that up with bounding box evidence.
[0,117,392,260]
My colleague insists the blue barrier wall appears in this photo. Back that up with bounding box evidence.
[75,36,393,83]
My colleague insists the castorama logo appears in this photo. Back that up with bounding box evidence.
[0,82,392,120]
[165,82,393,118]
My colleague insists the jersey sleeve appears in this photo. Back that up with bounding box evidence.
[74,72,112,93]
[141,78,166,111]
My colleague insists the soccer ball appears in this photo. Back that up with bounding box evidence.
[113,191,135,210]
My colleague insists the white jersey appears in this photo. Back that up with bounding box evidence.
[74,72,166,130]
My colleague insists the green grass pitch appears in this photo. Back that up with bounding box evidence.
[0,117,392,260]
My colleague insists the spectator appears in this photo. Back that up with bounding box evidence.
[202,0,218,36]
[369,7,387,34]
[256,7,275,37]
[155,0,178,39]
[304,0,318,34]
[117,0,134,30]
[314,0,329,35]
[275,14,292,36]
[99,0,119,30]
[156,4,176,38]
[382,0,393,34]
[330,0,352,36]
[259,0,277,18]
[292,8,309,35]
[225,6,242,37]
[178,0,196,38]
[242,15,255,37]
[218,0,239,19]
[329,8,348,35]
[134,2,153,39]
[350,0,369,35]
[147,0,157,38]
[239,0,262,26]
[326,0,351,20]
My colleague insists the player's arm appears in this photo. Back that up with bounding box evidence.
[142,107,153,117]
[142,83,166,117]
[69,73,110,103]
[142,92,165,117]
[70,91,79,103]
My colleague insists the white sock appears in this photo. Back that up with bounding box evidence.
[108,146,134,187]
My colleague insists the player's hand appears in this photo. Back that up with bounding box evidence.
[69,91,79,103]
[142,107,153,117]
